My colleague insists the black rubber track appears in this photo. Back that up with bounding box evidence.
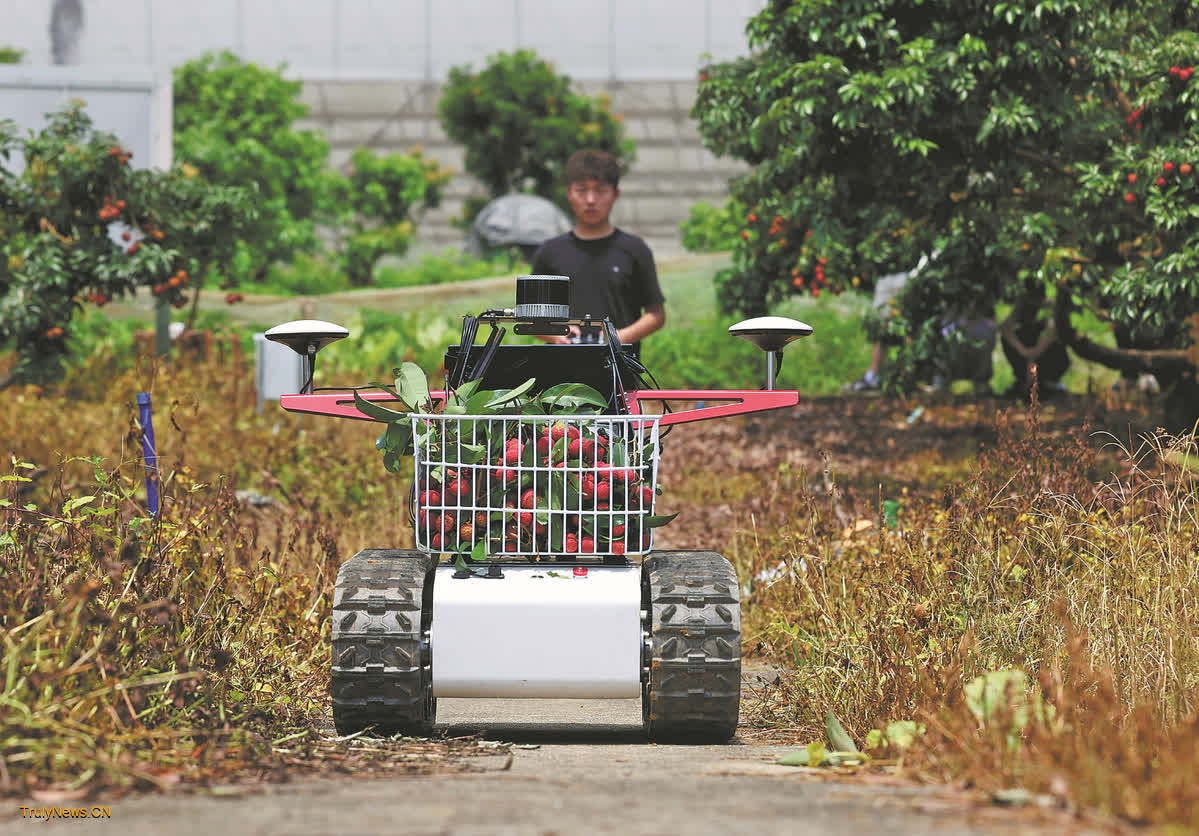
[331,549,436,736]
[642,551,741,743]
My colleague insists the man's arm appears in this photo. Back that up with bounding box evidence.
[617,303,665,344]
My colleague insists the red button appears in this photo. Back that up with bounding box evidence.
[573,566,588,577]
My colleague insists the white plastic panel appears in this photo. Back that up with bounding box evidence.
[253,332,306,407]
[431,564,641,698]
[0,66,173,173]
[0,1,763,80]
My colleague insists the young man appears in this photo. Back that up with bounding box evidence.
[531,149,665,356]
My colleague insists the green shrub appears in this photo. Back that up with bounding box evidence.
[173,51,332,283]
[0,106,256,384]
[256,254,351,296]
[681,199,745,253]
[374,249,527,289]
[328,147,452,286]
[692,1,1199,424]
[439,49,635,220]
[0,46,23,64]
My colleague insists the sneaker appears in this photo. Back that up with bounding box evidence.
[843,373,881,394]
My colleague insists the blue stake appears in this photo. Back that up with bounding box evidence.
[136,392,159,516]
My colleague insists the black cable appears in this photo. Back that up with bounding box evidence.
[467,324,506,385]
[448,315,479,389]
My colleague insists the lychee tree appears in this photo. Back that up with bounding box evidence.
[693,0,1199,423]
[439,49,636,221]
[0,106,256,386]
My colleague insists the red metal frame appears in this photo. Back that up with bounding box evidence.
[622,389,798,426]
[280,388,797,425]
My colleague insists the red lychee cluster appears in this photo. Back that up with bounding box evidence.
[414,421,656,556]
[98,196,125,221]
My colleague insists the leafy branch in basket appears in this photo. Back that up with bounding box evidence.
[352,362,677,566]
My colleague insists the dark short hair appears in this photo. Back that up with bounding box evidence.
[564,149,621,188]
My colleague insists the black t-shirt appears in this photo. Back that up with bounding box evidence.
[530,229,665,344]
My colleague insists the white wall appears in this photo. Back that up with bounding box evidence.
[0,0,763,79]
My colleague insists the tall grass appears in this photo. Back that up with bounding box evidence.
[0,354,486,795]
[720,398,1199,827]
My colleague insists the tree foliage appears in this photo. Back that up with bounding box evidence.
[439,49,635,217]
[173,50,331,282]
[174,51,451,286]
[0,106,256,384]
[694,0,1199,419]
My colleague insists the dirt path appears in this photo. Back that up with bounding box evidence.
[9,681,1116,836]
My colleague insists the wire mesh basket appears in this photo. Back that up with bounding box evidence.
[411,414,663,558]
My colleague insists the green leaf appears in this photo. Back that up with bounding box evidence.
[542,382,608,412]
[777,749,811,766]
[63,495,97,514]
[883,720,922,750]
[353,389,407,422]
[464,389,500,415]
[806,740,827,766]
[643,512,679,528]
[470,539,488,562]
[458,442,486,464]
[450,378,483,404]
[484,377,537,408]
[395,362,432,411]
[825,711,859,753]
[381,421,413,454]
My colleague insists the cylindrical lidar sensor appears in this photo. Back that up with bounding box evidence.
[515,275,571,321]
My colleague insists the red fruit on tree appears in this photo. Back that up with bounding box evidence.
[1164,161,1175,173]
[1170,66,1181,76]
[741,230,749,241]
[1180,163,1193,176]
[747,213,757,223]
[1157,176,1167,186]
[504,439,523,463]
[1127,173,1137,184]
[1124,192,1136,204]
